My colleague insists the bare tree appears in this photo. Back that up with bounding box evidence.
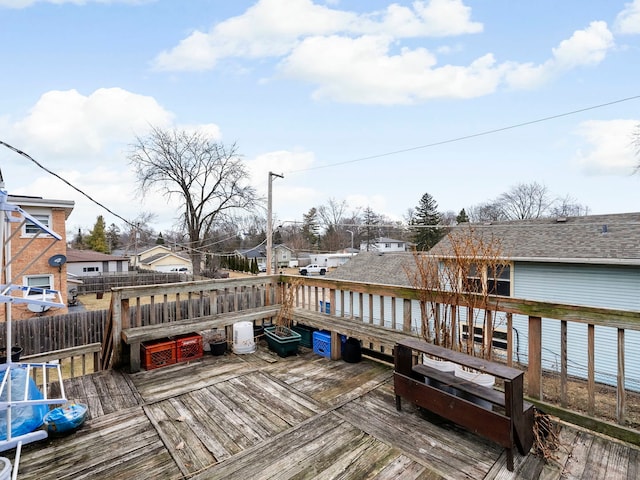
[468,182,589,222]
[498,182,551,220]
[549,195,590,217]
[128,127,259,275]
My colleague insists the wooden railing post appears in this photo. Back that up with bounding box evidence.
[527,315,542,400]
[617,328,626,425]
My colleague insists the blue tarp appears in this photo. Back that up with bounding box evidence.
[0,367,47,440]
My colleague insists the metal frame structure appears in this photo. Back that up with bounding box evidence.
[0,185,67,478]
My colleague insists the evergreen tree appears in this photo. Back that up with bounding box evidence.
[155,232,165,245]
[301,207,320,249]
[456,208,469,224]
[106,223,121,251]
[87,215,109,253]
[411,192,444,251]
[362,207,381,251]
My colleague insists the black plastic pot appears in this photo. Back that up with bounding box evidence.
[210,341,227,356]
[0,346,23,363]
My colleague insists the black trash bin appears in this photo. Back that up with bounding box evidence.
[342,337,362,363]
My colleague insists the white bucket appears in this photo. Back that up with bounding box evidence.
[0,457,11,480]
[422,355,457,393]
[454,366,495,409]
[422,355,457,372]
[233,321,256,354]
[454,366,495,388]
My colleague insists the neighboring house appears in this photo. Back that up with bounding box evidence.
[236,244,294,269]
[136,245,192,273]
[332,212,640,390]
[360,237,407,252]
[235,245,266,266]
[273,244,294,268]
[2,195,74,320]
[66,249,130,277]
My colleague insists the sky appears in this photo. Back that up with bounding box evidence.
[1,0,639,237]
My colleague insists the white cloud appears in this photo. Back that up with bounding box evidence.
[13,88,173,157]
[246,149,315,190]
[152,0,482,71]
[615,0,640,34]
[2,88,215,232]
[280,35,504,103]
[505,21,614,89]
[572,119,638,174]
[551,21,614,69]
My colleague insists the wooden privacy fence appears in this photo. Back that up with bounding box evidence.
[0,309,108,356]
[75,272,192,294]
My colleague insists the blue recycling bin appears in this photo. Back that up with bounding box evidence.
[319,301,331,314]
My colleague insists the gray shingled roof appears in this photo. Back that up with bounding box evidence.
[66,249,128,263]
[327,251,415,286]
[431,212,640,266]
[329,213,640,284]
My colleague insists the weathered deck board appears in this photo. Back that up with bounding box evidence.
[7,347,640,479]
[13,407,181,480]
[193,411,429,479]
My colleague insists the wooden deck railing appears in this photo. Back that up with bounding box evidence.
[106,276,279,368]
[280,275,640,442]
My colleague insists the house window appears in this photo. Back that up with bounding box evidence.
[398,243,404,249]
[24,213,51,236]
[24,275,53,295]
[465,264,511,297]
[461,325,508,350]
[83,266,99,273]
[385,243,391,248]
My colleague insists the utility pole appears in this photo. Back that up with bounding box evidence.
[267,171,284,275]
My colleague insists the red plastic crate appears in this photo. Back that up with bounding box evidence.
[173,333,203,362]
[141,339,176,370]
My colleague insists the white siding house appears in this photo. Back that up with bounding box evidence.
[360,237,407,252]
[66,249,129,277]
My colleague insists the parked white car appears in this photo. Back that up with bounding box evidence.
[299,264,327,276]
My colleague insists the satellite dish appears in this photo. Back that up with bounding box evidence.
[48,254,67,267]
[27,302,50,313]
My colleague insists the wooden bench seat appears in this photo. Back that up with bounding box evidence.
[121,306,280,372]
[394,339,534,471]
[290,307,419,360]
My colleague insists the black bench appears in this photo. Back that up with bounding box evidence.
[121,306,280,372]
[394,338,534,471]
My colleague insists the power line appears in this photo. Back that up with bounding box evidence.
[287,94,640,173]
[0,140,136,228]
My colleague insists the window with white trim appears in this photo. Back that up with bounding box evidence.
[24,213,51,236]
[24,275,53,294]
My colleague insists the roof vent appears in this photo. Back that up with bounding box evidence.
[556,217,567,223]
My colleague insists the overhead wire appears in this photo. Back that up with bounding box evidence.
[286,94,640,173]
[2,93,639,239]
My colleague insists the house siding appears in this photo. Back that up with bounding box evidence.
[512,262,640,392]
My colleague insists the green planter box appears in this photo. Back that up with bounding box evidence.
[264,326,302,358]
[292,324,317,348]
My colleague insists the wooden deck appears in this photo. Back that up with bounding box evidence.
[8,344,640,480]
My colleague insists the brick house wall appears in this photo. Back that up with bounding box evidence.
[1,197,74,321]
